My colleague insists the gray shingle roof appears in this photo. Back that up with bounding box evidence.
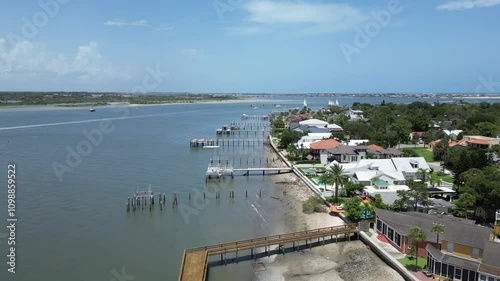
[480,241,500,269]
[426,244,480,271]
[375,209,484,245]
[442,222,491,249]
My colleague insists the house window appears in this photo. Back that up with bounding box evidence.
[435,262,442,275]
[454,267,461,280]
[480,275,486,281]
[388,228,394,241]
[463,269,469,281]
[351,156,358,162]
[447,242,454,253]
[395,233,401,247]
[472,247,479,259]
[376,219,382,232]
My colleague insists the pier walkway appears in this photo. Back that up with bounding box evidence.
[233,167,292,175]
[190,138,269,147]
[178,224,359,281]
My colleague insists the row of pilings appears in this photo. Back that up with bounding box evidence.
[126,190,264,212]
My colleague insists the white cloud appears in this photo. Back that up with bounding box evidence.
[228,1,368,34]
[181,48,204,57]
[437,0,500,10]
[0,39,130,80]
[104,19,173,31]
[104,19,149,27]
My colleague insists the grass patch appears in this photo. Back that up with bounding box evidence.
[407,148,435,162]
[364,231,373,237]
[397,255,427,271]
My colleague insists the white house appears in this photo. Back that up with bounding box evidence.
[346,109,364,121]
[299,119,329,127]
[364,184,410,205]
[296,133,332,149]
[443,129,463,140]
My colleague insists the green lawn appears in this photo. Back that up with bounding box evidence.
[397,255,427,270]
[408,147,435,162]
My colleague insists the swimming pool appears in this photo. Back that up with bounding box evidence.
[303,168,317,175]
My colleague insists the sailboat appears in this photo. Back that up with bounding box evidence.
[303,99,307,107]
[335,99,339,106]
[328,100,334,106]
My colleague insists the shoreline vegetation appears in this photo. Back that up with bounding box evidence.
[1,92,499,108]
[0,92,243,107]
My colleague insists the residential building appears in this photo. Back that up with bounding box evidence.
[426,219,500,281]
[364,183,409,205]
[291,124,330,134]
[325,145,368,163]
[298,118,329,127]
[310,139,341,164]
[443,129,463,140]
[461,135,500,149]
[346,109,364,121]
[296,133,332,149]
[374,208,475,259]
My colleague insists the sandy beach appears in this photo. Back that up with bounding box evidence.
[255,146,404,281]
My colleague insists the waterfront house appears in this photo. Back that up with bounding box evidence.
[296,133,332,149]
[375,208,500,281]
[426,219,500,281]
[298,118,329,127]
[374,208,475,258]
[325,145,368,163]
[310,139,341,164]
[291,124,330,134]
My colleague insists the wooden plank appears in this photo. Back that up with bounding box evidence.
[179,252,208,281]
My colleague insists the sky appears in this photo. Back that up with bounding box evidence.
[0,0,499,93]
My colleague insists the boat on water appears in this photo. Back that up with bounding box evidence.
[303,99,307,107]
[328,99,340,106]
[89,107,96,112]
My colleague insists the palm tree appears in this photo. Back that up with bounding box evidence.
[329,163,348,201]
[458,193,476,219]
[416,168,430,183]
[318,171,333,191]
[407,226,427,270]
[431,223,444,250]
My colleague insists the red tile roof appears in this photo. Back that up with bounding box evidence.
[367,144,384,151]
[468,139,489,145]
[411,132,425,137]
[310,139,341,150]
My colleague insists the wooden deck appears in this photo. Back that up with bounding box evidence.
[178,251,208,281]
[178,224,358,281]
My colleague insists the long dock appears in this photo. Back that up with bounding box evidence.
[178,224,359,281]
[190,138,269,147]
[233,167,292,175]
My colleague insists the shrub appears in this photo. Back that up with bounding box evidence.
[302,197,326,214]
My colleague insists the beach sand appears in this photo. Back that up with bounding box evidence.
[254,146,404,281]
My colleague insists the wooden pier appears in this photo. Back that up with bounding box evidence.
[233,167,292,175]
[178,224,359,281]
[190,138,269,147]
[241,114,269,120]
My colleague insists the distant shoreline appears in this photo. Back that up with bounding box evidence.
[0,98,272,112]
